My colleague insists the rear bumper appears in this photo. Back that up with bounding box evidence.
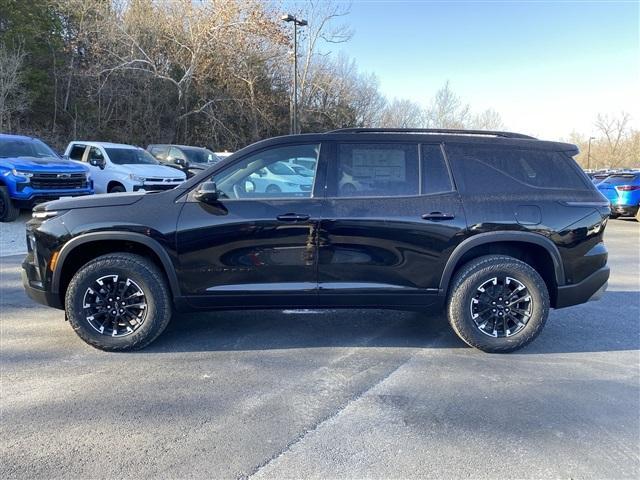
[555,266,609,309]
[610,204,638,217]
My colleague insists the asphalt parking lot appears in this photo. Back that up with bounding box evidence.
[1,219,639,479]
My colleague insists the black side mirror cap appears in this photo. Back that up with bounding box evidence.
[89,158,106,169]
[194,181,219,204]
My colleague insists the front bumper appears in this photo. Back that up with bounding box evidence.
[13,190,93,209]
[133,183,181,192]
[21,264,63,309]
[555,265,610,309]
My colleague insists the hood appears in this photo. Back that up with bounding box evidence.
[1,156,89,173]
[117,163,186,179]
[34,192,145,212]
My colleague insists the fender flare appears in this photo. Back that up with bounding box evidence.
[439,231,565,293]
[51,231,181,297]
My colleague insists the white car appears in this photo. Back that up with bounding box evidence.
[64,142,186,193]
[249,161,312,194]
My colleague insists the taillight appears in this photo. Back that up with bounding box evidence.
[615,185,640,192]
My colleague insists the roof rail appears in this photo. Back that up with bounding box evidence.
[327,128,537,140]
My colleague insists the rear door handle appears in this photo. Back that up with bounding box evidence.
[421,212,455,221]
[277,213,310,222]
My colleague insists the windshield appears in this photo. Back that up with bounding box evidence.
[601,174,638,185]
[267,162,297,176]
[0,138,59,159]
[182,147,218,164]
[105,148,159,165]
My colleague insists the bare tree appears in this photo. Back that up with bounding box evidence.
[0,42,27,131]
[470,108,505,130]
[426,81,470,128]
[378,98,427,128]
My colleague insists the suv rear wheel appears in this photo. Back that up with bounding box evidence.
[447,255,550,353]
[65,253,172,351]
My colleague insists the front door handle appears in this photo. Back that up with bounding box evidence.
[277,213,310,222]
[422,212,455,221]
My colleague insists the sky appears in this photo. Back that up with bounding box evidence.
[330,0,639,140]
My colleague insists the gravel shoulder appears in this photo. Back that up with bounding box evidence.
[0,212,30,257]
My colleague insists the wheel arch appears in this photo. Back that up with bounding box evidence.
[52,232,180,302]
[107,180,126,192]
[440,232,565,306]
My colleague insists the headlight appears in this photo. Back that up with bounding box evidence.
[32,210,59,220]
[129,173,145,182]
[11,169,33,181]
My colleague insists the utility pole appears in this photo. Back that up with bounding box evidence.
[282,14,307,134]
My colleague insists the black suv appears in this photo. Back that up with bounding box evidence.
[22,129,610,353]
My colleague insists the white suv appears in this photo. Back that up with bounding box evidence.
[64,142,186,193]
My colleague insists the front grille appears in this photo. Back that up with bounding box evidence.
[30,172,88,190]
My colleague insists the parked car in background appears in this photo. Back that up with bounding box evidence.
[215,151,233,161]
[65,142,185,193]
[24,128,610,353]
[0,134,92,222]
[147,144,221,178]
[596,172,640,219]
[248,160,313,194]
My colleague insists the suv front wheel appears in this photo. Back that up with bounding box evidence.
[447,255,550,353]
[65,253,172,351]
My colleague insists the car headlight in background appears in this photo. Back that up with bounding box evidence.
[32,210,60,220]
[11,169,34,181]
[129,173,146,182]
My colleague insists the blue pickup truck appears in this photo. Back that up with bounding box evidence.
[0,134,94,222]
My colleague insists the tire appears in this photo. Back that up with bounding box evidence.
[447,255,550,353]
[65,253,172,351]
[0,186,20,222]
[108,184,126,193]
[609,213,620,219]
[266,184,281,193]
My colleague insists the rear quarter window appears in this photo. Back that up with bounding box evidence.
[445,144,589,194]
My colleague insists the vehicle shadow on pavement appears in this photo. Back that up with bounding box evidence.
[142,291,639,355]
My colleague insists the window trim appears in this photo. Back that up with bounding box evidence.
[187,142,324,202]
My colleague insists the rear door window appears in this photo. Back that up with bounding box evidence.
[421,144,453,194]
[445,144,589,193]
[68,144,87,161]
[335,143,419,197]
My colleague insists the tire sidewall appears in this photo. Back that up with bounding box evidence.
[65,256,170,350]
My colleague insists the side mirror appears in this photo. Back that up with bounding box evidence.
[194,181,219,204]
[173,158,189,168]
[89,158,106,169]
